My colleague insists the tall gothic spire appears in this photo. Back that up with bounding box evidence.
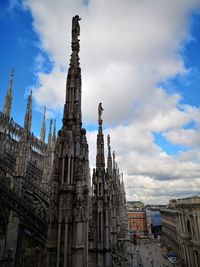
[52,119,56,146]
[3,67,14,117]
[96,103,105,168]
[48,119,53,146]
[63,15,82,129]
[40,106,46,142]
[45,16,90,267]
[24,90,32,135]
[107,134,112,176]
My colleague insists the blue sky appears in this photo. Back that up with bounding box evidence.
[0,0,54,136]
[160,12,200,107]
[0,0,200,203]
[0,1,40,130]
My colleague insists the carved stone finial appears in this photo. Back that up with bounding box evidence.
[98,103,103,125]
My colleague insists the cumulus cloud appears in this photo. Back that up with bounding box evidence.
[23,0,200,204]
[125,175,200,204]
[87,120,200,203]
[32,67,66,110]
[164,128,200,147]
[23,0,198,124]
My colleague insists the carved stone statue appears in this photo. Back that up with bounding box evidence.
[98,103,103,124]
[72,15,81,42]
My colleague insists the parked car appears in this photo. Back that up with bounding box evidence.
[168,257,177,264]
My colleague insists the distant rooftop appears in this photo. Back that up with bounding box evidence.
[127,201,144,204]
[177,196,200,205]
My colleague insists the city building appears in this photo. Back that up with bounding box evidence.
[0,16,129,267]
[160,197,200,266]
[160,207,179,255]
[176,196,200,267]
[128,210,148,238]
[127,201,145,210]
[146,209,162,238]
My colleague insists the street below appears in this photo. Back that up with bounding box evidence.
[130,241,181,267]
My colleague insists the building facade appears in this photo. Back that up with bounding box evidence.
[146,209,161,239]
[160,208,179,255]
[127,210,147,238]
[127,201,144,210]
[176,196,200,267]
[160,197,200,266]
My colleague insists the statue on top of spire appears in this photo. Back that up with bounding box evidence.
[98,103,103,125]
[72,15,81,42]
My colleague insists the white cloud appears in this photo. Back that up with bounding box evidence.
[34,53,46,71]
[32,66,66,110]
[164,128,200,147]
[125,175,200,204]
[87,121,200,204]
[23,0,200,204]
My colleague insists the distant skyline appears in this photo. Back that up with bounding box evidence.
[0,0,200,204]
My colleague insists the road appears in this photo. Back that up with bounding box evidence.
[138,241,181,267]
[130,245,141,267]
[129,241,181,267]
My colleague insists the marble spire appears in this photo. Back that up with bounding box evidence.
[48,119,53,146]
[96,103,105,169]
[62,15,82,129]
[52,119,56,146]
[24,90,32,135]
[3,67,14,117]
[40,106,46,142]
